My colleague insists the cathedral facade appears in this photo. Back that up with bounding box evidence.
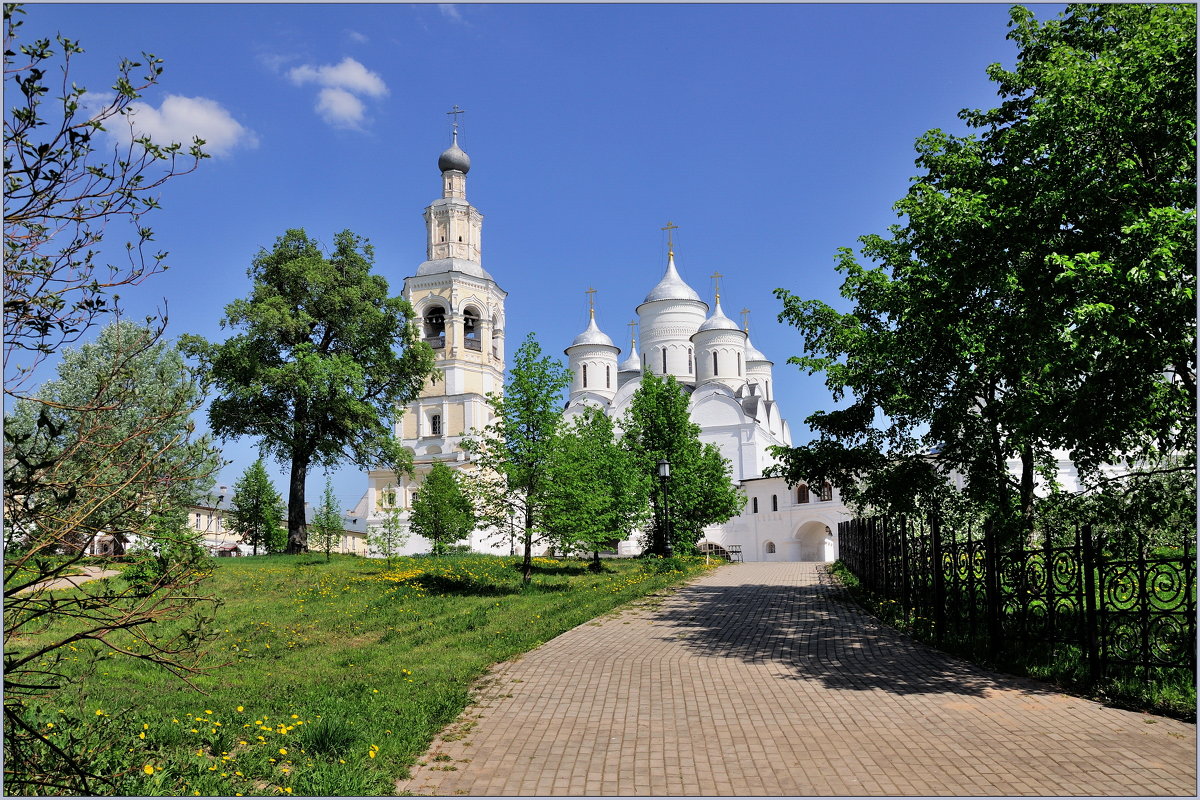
[359,132,850,562]
[562,246,849,562]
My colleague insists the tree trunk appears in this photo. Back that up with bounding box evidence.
[522,502,534,584]
[1019,442,1036,543]
[287,451,309,555]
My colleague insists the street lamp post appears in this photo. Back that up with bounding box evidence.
[656,458,673,558]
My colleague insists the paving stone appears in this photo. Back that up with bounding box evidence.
[397,562,1197,796]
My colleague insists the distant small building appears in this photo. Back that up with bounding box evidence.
[186,486,367,557]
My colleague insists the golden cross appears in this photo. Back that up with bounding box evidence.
[628,320,638,345]
[710,271,724,302]
[446,105,465,135]
[585,287,597,316]
[661,221,679,254]
[740,308,751,333]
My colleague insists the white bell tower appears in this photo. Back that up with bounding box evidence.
[364,109,507,547]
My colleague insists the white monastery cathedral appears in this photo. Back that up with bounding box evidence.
[357,125,850,562]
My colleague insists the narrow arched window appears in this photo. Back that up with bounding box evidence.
[771,494,778,511]
[424,306,447,346]
[688,348,693,373]
[752,497,759,513]
[463,306,481,350]
[713,352,719,375]
[582,364,588,388]
[430,414,442,436]
[738,352,742,375]
[662,348,667,374]
[797,484,810,504]
[820,481,833,502]
[765,541,776,554]
[606,365,611,388]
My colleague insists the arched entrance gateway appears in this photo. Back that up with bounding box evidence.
[796,520,835,561]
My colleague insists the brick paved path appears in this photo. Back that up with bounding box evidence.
[398,562,1196,796]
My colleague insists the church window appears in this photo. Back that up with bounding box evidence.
[662,348,667,374]
[688,348,693,373]
[430,414,442,436]
[582,364,588,388]
[820,482,833,502]
[797,484,810,504]
[771,494,778,511]
[738,352,742,375]
[463,306,481,349]
[424,306,447,346]
[713,351,719,375]
[606,365,611,388]
[765,541,776,554]
[752,497,759,513]
[195,512,202,529]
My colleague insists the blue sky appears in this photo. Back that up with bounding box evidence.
[11,2,1047,513]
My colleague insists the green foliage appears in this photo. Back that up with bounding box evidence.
[11,554,717,795]
[367,504,409,567]
[3,4,207,391]
[543,406,650,561]
[620,372,745,553]
[310,478,343,563]
[771,4,1196,534]
[3,325,221,795]
[182,228,438,554]
[227,459,285,556]
[408,463,475,556]
[462,333,572,582]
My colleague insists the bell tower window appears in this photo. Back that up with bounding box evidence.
[424,306,447,348]
[463,306,481,351]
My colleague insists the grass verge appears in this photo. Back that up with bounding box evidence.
[9,553,719,796]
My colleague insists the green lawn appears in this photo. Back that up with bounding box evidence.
[11,553,717,796]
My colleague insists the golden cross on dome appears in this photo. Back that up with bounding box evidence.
[585,287,597,317]
[661,221,679,255]
[446,105,465,136]
[628,320,638,346]
[710,271,724,302]
[741,308,751,332]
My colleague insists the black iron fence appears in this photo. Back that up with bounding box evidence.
[838,516,1196,688]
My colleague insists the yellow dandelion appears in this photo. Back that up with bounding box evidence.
[279,747,287,755]
[237,705,244,712]
[143,765,154,775]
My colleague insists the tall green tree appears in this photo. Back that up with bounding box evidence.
[309,477,343,563]
[771,3,1196,536]
[3,321,221,794]
[182,229,438,554]
[408,463,476,556]
[228,459,285,556]
[462,333,571,582]
[620,372,744,554]
[543,406,651,569]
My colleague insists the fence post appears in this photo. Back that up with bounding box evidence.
[1080,523,1102,686]
[984,518,1004,662]
[931,511,945,647]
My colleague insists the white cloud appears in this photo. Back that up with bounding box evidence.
[287,57,387,98]
[120,95,258,157]
[346,30,368,44]
[438,4,463,22]
[315,87,366,129]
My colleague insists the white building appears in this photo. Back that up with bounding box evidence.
[562,241,849,562]
[357,130,851,562]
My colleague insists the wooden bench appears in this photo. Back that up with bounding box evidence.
[726,544,744,562]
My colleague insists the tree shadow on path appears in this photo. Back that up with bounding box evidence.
[652,564,1057,699]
